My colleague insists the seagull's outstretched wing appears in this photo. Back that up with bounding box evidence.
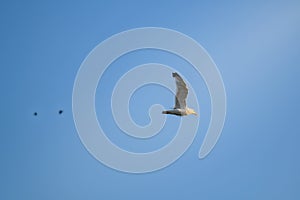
[172,72,188,109]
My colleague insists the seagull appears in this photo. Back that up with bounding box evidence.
[162,72,197,116]
[58,110,63,115]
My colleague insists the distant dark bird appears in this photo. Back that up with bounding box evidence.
[33,112,38,116]
[162,72,197,116]
[58,110,63,115]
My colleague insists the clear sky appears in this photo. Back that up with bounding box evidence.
[1,0,300,199]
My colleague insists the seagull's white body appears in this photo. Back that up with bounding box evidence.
[162,72,197,116]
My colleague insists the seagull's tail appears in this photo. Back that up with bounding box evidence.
[162,111,168,114]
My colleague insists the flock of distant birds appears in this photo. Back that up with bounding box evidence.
[32,72,195,117]
[33,110,63,116]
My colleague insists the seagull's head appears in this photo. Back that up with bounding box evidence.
[187,108,198,116]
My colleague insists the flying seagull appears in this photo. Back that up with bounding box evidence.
[162,72,197,116]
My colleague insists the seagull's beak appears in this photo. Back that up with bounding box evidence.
[193,112,198,116]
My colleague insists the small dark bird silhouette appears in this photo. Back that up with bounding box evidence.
[58,110,63,115]
[33,112,38,116]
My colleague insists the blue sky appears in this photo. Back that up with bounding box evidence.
[1,0,300,199]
